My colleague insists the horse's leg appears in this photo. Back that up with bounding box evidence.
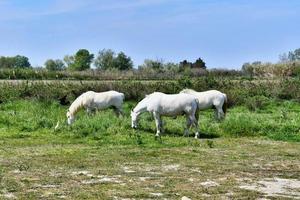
[112,106,121,117]
[160,118,165,133]
[195,108,200,122]
[214,108,218,120]
[114,104,124,117]
[118,108,124,117]
[86,107,93,115]
[216,105,224,120]
[188,108,200,139]
[113,108,118,116]
[153,112,162,138]
[184,114,192,137]
[192,115,200,139]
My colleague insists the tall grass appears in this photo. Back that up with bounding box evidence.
[0,99,299,142]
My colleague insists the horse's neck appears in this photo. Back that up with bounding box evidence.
[134,100,148,114]
[69,97,83,116]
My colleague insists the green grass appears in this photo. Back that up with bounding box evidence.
[0,99,299,142]
[0,100,299,199]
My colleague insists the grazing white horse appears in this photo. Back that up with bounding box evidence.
[67,90,124,125]
[180,89,227,120]
[131,92,200,138]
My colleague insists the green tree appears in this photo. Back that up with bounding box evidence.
[13,55,31,68]
[0,56,15,68]
[193,58,206,69]
[242,62,254,77]
[45,59,65,71]
[279,53,289,63]
[68,49,94,71]
[139,59,164,71]
[114,52,133,70]
[63,55,75,68]
[179,60,192,71]
[94,49,115,70]
[179,58,207,70]
[164,62,179,71]
[288,48,300,61]
[0,55,31,68]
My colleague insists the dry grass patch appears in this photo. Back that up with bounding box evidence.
[0,136,299,199]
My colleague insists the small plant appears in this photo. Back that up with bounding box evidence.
[0,166,4,183]
[135,133,143,145]
[206,140,214,148]
[15,161,30,171]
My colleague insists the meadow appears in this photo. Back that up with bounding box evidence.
[0,97,299,199]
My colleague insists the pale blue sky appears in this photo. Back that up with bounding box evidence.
[0,0,299,69]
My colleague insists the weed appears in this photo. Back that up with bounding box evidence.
[206,140,214,148]
[15,161,30,171]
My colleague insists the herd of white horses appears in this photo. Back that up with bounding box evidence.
[66,89,227,138]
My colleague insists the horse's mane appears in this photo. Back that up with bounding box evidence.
[68,93,86,116]
[133,93,158,112]
[180,88,197,93]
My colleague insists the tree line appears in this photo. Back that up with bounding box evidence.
[0,49,207,72]
[0,55,31,69]
[241,48,300,77]
[1,48,299,76]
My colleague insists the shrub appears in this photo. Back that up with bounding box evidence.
[0,78,299,106]
[244,96,270,111]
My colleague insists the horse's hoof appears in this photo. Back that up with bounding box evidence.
[155,135,161,141]
[194,132,200,139]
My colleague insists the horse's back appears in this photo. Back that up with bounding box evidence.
[147,92,197,114]
[78,91,95,105]
[181,89,224,98]
[94,90,124,106]
[107,91,125,102]
[148,92,195,105]
[181,89,226,109]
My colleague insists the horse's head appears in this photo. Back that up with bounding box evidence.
[66,110,75,125]
[130,109,138,129]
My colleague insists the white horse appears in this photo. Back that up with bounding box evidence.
[180,89,227,120]
[131,92,200,138]
[67,90,124,125]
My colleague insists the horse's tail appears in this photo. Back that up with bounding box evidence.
[222,93,227,117]
[120,93,125,101]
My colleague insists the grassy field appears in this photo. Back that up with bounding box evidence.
[0,100,299,199]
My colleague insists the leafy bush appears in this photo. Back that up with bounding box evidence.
[0,78,299,107]
[242,61,300,77]
[244,96,270,111]
[0,67,244,80]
